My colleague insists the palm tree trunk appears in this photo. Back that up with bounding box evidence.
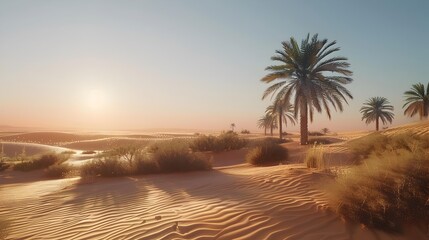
[264,127,267,135]
[279,111,283,140]
[270,125,273,136]
[376,117,379,131]
[300,100,308,145]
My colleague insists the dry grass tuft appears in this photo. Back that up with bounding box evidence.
[329,133,429,232]
[246,139,288,165]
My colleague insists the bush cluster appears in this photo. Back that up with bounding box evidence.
[13,153,68,171]
[81,143,211,178]
[190,132,247,152]
[45,164,74,178]
[330,133,429,232]
[246,139,288,165]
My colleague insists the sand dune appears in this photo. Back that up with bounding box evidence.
[1,124,429,239]
[1,165,426,239]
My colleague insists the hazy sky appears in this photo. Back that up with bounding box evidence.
[0,0,428,132]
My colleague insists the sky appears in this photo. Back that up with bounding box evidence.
[0,0,428,132]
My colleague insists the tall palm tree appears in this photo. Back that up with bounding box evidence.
[261,34,353,145]
[360,97,394,131]
[403,82,429,119]
[265,98,296,140]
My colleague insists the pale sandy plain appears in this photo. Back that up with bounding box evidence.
[0,122,428,240]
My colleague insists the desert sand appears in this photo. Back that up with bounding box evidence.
[0,123,428,240]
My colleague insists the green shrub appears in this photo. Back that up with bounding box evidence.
[305,145,325,168]
[190,132,247,152]
[148,139,189,153]
[329,150,429,232]
[246,140,288,165]
[13,153,65,171]
[81,157,130,177]
[45,164,74,178]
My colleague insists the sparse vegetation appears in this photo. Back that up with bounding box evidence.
[13,153,68,171]
[190,132,247,152]
[81,157,129,177]
[329,133,429,232]
[240,129,250,134]
[154,144,211,173]
[81,142,211,178]
[45,164,74,178]
[246,139,288,165]
[0,161,10,171]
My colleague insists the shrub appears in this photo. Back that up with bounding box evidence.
[147,139,189,153]
[155,146,211,173]
[329,150,429,232]
[190,132,247,152]
[45,164,74,178]
[81,157,130,177]
[133,155,159,174]
[241,129,250,134]
[246,140,288,165]
[13,153,65,171]
[305,144,325,169]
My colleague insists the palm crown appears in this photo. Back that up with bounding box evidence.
[403,82,429,119]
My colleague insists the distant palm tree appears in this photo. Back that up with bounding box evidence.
[262,34,353,145]
[360,97,394,131]
[257,115,270,135]
[403,82,429,119]
[265,98,296,140]
[230,123,236,132]
[321,128,329,135]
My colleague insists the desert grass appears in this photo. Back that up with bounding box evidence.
[13,153,70,171]
[305,144,326,169]
[246,139,288,165]
[81,142,211,178]
[44,163,76,178]
[329,133,429,232]
[190,131,247,152]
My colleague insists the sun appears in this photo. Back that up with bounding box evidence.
[88,89,104,109]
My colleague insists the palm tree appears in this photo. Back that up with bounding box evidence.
[360,97,394,131]
[257,115,270,135]
[265,98,296,140]
[403,82,429,119]
[230,123,235,132]
[261,34,353,145]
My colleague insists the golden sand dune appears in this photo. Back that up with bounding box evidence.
[1,165,425,239]
[384,121,429,136]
